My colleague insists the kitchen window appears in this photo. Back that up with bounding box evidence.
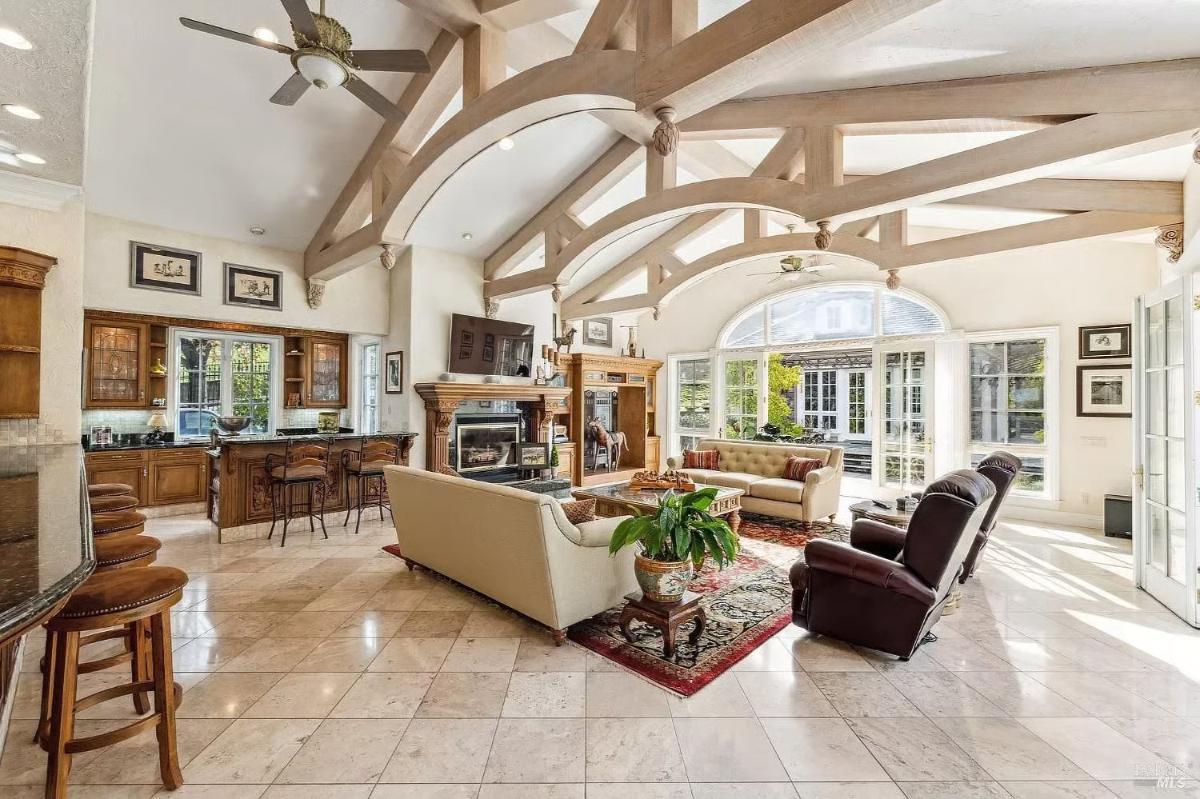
[174,330,279,438]
[361,342,380,434]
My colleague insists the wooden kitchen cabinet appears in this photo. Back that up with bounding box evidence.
[146,449,207,506]
[85,451,147,506]
[305,335,348,408]
[84,319,149,408]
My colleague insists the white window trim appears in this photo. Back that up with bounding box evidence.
[667,351,716,457]
[964,326,1060,503]
[168,328,282,439]
[354,336,381,435]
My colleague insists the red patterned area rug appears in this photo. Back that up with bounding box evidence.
[568,514,849,697]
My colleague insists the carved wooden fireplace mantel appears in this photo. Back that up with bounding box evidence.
[414,382,572,473]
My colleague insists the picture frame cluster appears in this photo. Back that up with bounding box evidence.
[130,240,283,311]
[1076,324,1131,418]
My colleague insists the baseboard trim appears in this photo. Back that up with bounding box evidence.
[999,505,1103,530]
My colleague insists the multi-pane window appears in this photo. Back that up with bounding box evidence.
[969,337,1049,494]
[802,370,836,430]
[175,332,277,438]
[723,359,758,440]
[361,343,379,434]
[848,371,866,435]
[677,358,711,452]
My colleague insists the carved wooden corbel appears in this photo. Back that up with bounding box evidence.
[306,278,327,309]
[1156,223,1184,263]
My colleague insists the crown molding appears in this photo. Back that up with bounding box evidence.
[0,171,81,212]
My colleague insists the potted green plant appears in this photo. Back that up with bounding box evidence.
[549,445,560,478]
[608,488,739,603]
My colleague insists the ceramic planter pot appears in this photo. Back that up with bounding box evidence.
[634,553,694,603]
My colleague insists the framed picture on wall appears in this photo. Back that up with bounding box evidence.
[223,263,282,310]
[517,442,550,469]
[1078,324,1131,359]
[384,350,404,394]
[1077,364,1132,417]
[582,317,612,346]
[130,241,201,295]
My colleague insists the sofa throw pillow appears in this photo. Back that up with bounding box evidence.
[561,499,597,525]
[783,455,822,482]
[683,449,719,470]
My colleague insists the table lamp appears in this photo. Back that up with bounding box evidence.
[146,410,168,444]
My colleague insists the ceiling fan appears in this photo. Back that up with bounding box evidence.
[179,0,429,121]
[748,226,831,283]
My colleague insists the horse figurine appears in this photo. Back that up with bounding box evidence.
[554,327,577,353]
[588,418,626,472]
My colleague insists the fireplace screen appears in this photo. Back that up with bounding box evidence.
[456,422,521,472]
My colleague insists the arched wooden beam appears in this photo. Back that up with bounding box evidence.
[486,176,811,299]
[306,49,639,280]
[561,232,890,319]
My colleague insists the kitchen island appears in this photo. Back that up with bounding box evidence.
[0,445,94,747]
[208,431,418,542]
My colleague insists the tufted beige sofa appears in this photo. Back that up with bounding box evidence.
[666,439,844,528]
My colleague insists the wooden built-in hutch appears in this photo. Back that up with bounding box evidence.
[0,246,57,419]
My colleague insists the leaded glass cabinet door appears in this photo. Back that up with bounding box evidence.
[1134,278,1196,625]
[877,345,933,491]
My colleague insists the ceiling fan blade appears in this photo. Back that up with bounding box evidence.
[280,0,321,41]
[344,77,406,122]
[179,17,293,54]
[270,72,311,106]
[349,50,431,73]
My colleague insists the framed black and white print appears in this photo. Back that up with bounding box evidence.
[223,263,282,310]
[582,317,613,346]
[1079,324,1131,359]
[1077,364,1132,417]
[384,351,404,394]
[130,241,201,295]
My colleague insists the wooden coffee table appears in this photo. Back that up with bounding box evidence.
[571,481,743,533]
[849,499,915,529]
[618,591,706,660]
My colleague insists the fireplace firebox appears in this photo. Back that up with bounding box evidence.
[455,422,521,473]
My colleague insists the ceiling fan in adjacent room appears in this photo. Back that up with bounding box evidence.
[749,227,832,284]
[179,0,429,121]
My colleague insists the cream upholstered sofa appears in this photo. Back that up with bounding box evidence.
[383,465,638,642]
[666,439,844,527]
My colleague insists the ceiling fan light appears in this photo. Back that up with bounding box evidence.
[296,52,348,89]
[252,27,278,44]
[0,152,19,167]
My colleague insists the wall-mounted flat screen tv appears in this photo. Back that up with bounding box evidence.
[448,313,535,377]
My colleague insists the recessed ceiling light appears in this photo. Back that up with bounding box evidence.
[461,232,473,241]
[2,103,40,120]
[15,152,43,164]
[252,27,278,44]
[0,28,33,50]
[249,226,265,235]
[0,152,19,167]
[497,137,514,151]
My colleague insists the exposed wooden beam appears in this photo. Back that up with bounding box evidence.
[646,144,677,193]
[396,0,489,37]
[485,137,642,279]
[574,0,634,53]
[305,31,460,261]
[803,126,843,191]
[634,0,940,117]
[890,211,1178,268]
[463,25,507,102]
[946,178,1183,215]
[371,147,410,224]
[477,0,592,30]
[744,209,769,241]
[801,111,1200,224]
[681,116,1075,140]
[681,58,1200,133]
[878,210,907,249]
[636,0,697,65]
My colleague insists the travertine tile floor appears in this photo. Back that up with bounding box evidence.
[5,500,1200,798]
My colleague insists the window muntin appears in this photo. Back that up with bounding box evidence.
[969,337,1049,496]
[676,358,712,453]
[802,369,837,431]
[174,332,277,438]
[177,337,224,438]
[361,343,379,435]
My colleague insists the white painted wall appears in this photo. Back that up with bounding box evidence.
[83,213,390,335]
[637,232,1160,523]
[0,197,86,444]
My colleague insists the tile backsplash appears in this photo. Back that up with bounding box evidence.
[0,418,68,447]
[81,408,351,437]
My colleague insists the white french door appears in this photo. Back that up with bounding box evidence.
[719,352,763,440]
[875,342,934,490]
[1134,278,1197,624]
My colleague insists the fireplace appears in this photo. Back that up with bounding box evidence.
[456,422,521,473]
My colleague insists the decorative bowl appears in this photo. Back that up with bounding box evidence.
[215,416,252,435]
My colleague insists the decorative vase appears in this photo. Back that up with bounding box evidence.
[634,553,693,603]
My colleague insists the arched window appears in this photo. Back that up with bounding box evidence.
[719,283,947,349]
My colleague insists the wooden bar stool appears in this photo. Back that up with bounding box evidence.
[94,535,161,572]
[340,435,403,535]
[265,438,332,547]
[90,494,138,514]
[87,483,134,498]
[41,566,189,798]
[91,510,147,540]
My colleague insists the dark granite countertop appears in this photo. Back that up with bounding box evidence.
[218,430,418,446]
[83,440,210,453]
[0,445,94,644]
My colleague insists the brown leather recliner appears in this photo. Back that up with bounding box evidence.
[959,451,1022,583]
[789,470,996,659]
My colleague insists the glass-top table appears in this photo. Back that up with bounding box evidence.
[571,481,744,533]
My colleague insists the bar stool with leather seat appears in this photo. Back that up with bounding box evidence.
[265,438,332,547]
[341,435,404,535]
[94,535,162,572]
[90,493,138,515]
[40,565,189,798]
[87,483,135,499]
[91,509,147,540]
